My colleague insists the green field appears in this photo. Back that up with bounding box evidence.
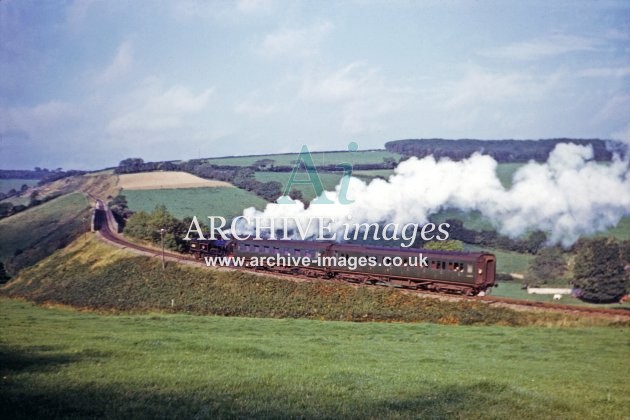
[597,216,630,241]
[351,169,395,179]
[491,282,630,309]
[1,298,628,418]
[495,162,525,188]
[464,244,533,275]
[255,171,345,202]
[0,192,90,274]
[0,179,39,194]
[122,187,269,221]
[205,149,401,167]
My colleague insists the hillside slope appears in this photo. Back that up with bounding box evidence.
[0,192,90,275]
[2,235,624,327]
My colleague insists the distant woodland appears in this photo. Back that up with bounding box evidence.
[385,138,617,162]
[0,168,85,182]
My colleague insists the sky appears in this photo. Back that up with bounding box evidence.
[0,0,628,170]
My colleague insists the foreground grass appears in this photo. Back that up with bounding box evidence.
[1,298,628,419]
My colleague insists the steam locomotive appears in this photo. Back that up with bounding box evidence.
[189,238,496,296]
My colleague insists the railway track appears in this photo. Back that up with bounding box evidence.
[92,200,630,319]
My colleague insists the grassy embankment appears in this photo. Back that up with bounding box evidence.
[3,235,628,326]
[0,192,90,275]
[1,298,628,418]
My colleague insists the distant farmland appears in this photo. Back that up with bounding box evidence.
[206,149,401,167]
[119,171,232,190]
[123,187,268,221]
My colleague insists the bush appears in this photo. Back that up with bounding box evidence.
[123,205,190,252]
[572,238,627,303]
[527,247,566,284]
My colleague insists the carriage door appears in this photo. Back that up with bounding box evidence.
[485,257,496,284]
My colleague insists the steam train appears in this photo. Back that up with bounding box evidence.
[190,239,496,296]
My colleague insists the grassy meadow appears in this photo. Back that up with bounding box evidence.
[122,187,268,221]
[1,298,629,419]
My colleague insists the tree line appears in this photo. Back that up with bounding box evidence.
[0,168,86,183]
[385,138,617,162]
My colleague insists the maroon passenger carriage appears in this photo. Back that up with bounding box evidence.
[190,238,496,296]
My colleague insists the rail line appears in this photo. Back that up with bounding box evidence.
[92,200,630,319]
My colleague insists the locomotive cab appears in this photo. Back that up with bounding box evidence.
[189,239,230,259]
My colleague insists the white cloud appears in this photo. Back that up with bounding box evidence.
[299,62,409,136]
[95,41,133,84]
[65,0,97,28]
[260,21,333,58]
[3,101,79,135]
[612,123,630,145]
[237,0,273,14]
[300,62,376,103]
[595,93,630,120]
[235,96,277,118]
[441,68,557,109]
[480,34,599,61]
[578,66,630,78]
[107,79,213,135]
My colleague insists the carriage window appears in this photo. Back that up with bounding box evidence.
[448,262,453,270]
[467,264,473,274]
[253,245,259,252]
[294,249,301,256]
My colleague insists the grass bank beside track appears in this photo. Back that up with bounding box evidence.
[1,298,628,418]
[2,235,628,327]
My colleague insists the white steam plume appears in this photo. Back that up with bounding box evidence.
[236,143,630,247]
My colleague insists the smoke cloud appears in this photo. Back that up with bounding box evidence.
[236,143,630,247]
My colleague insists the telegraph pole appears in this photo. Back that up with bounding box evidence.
[160,228,165,270]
